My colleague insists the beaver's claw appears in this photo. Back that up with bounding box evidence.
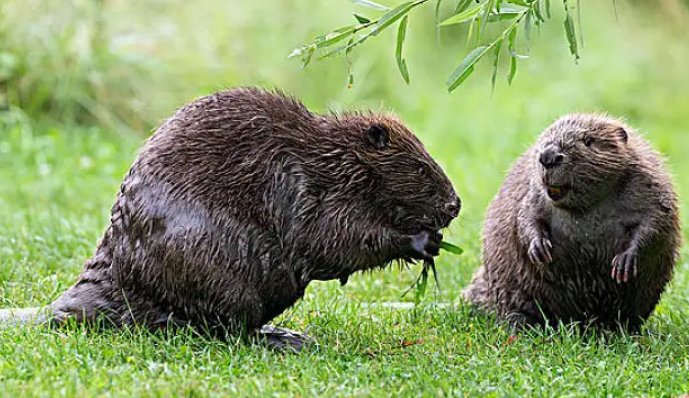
[528,237,553,265]
[257,325,314,352]
[611,249,638,283]
[407,230,442,261]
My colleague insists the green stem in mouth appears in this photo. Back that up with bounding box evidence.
[402,240,464,304]
[439,241,464,255]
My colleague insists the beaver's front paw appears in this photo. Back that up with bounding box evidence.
[527,237,552,265]
[405,230,442,261]
[611,248,638,283]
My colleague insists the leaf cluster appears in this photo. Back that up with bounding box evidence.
[290,0,584,92]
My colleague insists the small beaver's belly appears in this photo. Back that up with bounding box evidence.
[537,212,632,322]
[538,257,626,323]
[548,208,632,269]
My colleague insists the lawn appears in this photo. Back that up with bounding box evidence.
[1,0,689,397]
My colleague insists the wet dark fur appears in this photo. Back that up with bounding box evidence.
[3,87,459,338]
[462,113,680,332]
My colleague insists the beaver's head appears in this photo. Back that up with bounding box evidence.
[365,117,459,233]
[325,113,460,235]
[534,113,632,211]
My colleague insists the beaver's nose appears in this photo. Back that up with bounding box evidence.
[445,198,461,217]
[539,147,564,169]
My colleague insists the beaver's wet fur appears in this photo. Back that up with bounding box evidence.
[463,113,680,332]
[1,87,460,350]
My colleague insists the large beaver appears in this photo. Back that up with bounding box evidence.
[462,113,680,332]
[1,87,460,349]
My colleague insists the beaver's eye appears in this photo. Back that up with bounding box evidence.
[584,137,594,147]
[417,166,425,175]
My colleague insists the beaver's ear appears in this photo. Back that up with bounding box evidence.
[615,127,628,144]
[366,123,389,149]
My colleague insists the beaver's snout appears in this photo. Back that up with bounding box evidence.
[434,196,460,229]
[444,198,461,218]
[539,146,565,169]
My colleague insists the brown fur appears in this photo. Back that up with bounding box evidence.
[2,87,460,342]
[462,113,680,331]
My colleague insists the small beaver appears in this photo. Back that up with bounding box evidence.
[1,87,460,349]
[462,113,680,332]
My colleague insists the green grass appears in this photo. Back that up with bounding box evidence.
[2,0,689,397]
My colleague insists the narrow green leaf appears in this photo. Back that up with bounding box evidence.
[414,267,429,305]
[346,37,355,88]
[303,47,315,68]
[448,66,475,92]
[429,260,442,293]
[346,36,356,56]
[477,0,496,41]
[316,44,347,60]
[320,2,415,58]
[439,3,482,26]
[533,1,545,22]
[373,1,415,34]
[347,0,390,11]
[505,0,529,5]
[395,15,410,84]
[439,241,464,255]
[466,17,475,46]
[508,54,517,84]
[288,46,317,68]
[507,26,517,84]
[402,258,442,302]
[488,11,521,22]
[454,0,473,13]
[496,5,527,12]
[508,25,517,52]
[354,13,372,24]
[490,41,502,96]
[545,0,552,18]
[507,25,528,59]
[475,15,483,44]
[509,49,528,59]
[563,7,579,61]
[446,45,491,92]
[397,60,410,84]
[314,26,359,49]
[524,10,532,52]
[434,0,443,45]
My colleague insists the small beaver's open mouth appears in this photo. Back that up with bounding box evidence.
[546,183,570,201]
